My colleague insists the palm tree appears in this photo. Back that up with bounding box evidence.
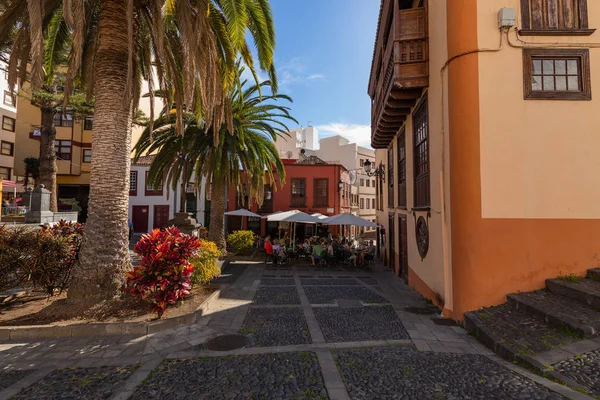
[0,0,277,301]
[134,70,296,250]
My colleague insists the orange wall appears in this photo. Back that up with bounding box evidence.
[447,0,600,319]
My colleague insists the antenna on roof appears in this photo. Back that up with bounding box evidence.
[308,121,312,127]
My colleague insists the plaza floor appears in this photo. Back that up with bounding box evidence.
[0,261,590,399]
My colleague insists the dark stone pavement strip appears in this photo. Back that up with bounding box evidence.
[303,286,389,305]
[301,278,360,286]
[12,365,139,400]
[131,352,328,400]
[252,286,300,305]
[210,263,249,286]
[241,308,312,347]
[0,370,33,391]
[553,348,600,396]
[356,277,379,285]
[260,278,296,286]
[313,306,409,342]
[333,346,563,400]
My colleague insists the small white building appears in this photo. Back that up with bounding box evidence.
[274,126,319,160]
[128,155,208,233]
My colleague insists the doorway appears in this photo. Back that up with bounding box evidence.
[388,213,395,272]
[132,205,149,233]
[153,205,170,229]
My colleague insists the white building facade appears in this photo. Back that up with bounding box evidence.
[128,155,208,233]
[0,60,17,196]
[274,126,319,160]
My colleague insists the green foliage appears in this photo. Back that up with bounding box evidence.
[227,230,255,253]
[190,239,222,285]
[0,222,84,294]
[557,273,583,283]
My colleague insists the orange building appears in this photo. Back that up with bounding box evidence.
[226,157,353,238]
[371,0,600,320]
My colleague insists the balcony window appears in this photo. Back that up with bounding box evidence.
[55,140,72,161]
[387,145,394,208]
[291,178,306,207]
[2,116,15,132]
[413,96,430,208]
[520,0,593,35]
[3,90,15,107]
[83,149,92,163]
[145,171,163,196]
[1,141,14,156]
[0,167,10,180]
[366,179,370,187]
[313,178,329,207]
[360,178,364,187]
[523,49,591,100]
[258,184,273,213]
[84,117,94,130]
[53,112,73,127]
[129,171,138,196]
[397,129,407,208]
[360,198,364,209]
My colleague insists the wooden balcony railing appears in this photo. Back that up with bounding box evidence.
[370,6,429,149]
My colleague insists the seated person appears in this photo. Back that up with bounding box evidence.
[359,240,376,265]
[311,241,325,265]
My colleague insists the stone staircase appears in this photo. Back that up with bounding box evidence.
[464,268,600,365]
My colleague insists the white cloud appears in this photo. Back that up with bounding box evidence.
[316,123,372,149]
[240,63,269,85]
[278,57,325,88]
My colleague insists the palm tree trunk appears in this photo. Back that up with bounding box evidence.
[68,0,132,301]
[208,181,227,252]
[39,103,57,212]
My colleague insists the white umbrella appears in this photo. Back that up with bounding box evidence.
[224,208,262,230]
[264,210,321,245]
[224,208,262,218]
[323,212,378,227]
[311,213,330,220]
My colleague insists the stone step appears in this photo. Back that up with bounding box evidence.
[587,268,600,281]
[546,278,600,309]
[507,290,600,337]
[464,304,581,364]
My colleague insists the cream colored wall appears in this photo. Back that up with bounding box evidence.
[477,0,600,219]
[13,95,40,176]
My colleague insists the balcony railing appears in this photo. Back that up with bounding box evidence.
[370,6,429,149]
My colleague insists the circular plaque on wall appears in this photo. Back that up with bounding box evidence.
[416,216,429,259]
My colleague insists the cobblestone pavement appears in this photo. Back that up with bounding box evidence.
[0,262,589,399]
[553,348,600,396]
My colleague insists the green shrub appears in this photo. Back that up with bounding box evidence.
[0,225,75,294]
[227,230,255,253]
[190,239,222,285]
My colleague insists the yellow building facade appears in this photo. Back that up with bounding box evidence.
[372,0,600,320]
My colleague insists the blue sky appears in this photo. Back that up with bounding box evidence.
[257,0,380,148]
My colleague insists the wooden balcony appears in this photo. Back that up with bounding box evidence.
[369,5,429,149]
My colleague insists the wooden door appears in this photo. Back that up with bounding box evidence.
[132,205,149,233]
[399,214,408,282]
[153,205,170,229]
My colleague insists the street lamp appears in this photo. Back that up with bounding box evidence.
[363,159,385,182]
[265,185,272,201]
[338,179,344,192]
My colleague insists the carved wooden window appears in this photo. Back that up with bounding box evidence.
[523,49,591,100]
[413,96,430,208]
[387,145,394,208]
[520,0,593,35]
[291,178,306,207]
[313,178,329,207]
[397,129,406,208]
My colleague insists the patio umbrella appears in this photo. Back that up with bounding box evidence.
[323,213,378,227]
[264,210,321,245]
[224,208,262,229]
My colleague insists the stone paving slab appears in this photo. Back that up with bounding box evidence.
[303,286,389,305]
[0,369,33,391]
[300,278,360,286]
[313,306,409,343]
[259,278,295,286]
[332,346,564,400]
[240,308,311,347]
[130,352,328,400]
[11,365,139,400]
[553,348,600,396]
[252,286,300,305]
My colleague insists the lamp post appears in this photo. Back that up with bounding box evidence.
[363,159,385,181]
[338,179,344,237]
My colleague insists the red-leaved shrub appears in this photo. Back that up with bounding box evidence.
[125,227,200,317]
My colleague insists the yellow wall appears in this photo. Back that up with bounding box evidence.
[477,0,600,219]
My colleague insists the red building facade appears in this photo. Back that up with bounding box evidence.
[226,158,353,238]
